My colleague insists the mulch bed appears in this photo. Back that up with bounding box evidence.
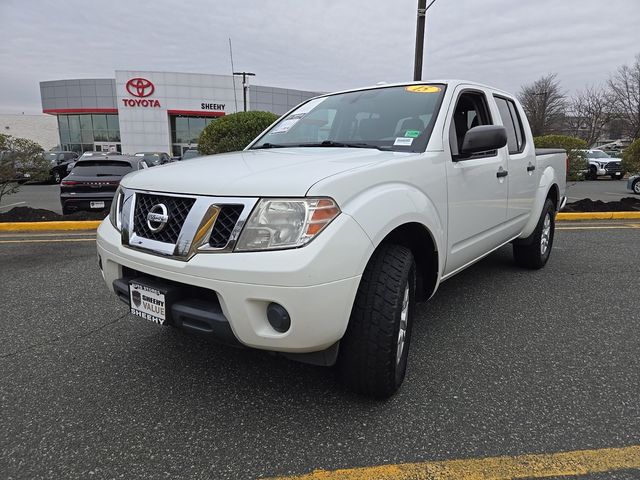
[563,197,640,212]
[0,206,107,222]
[1,199,639,223]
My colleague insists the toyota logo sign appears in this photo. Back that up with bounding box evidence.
[126,77,155,98]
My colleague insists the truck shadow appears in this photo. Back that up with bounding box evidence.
[120,244,522,406]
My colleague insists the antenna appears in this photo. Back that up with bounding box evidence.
[229,38,239,112]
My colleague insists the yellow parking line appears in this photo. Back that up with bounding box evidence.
[0,238,96,244]
[557,225,640,230]
[269,444,640,480]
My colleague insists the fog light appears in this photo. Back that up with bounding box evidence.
[267,303,291,333]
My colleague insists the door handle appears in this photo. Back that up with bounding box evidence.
[527,164,536,172]
[496,169,508,178]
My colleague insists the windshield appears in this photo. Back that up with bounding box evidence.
[44,153,58,161]
[251,84,446,152]
[587,150,611,159]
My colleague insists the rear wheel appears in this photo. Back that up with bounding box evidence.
[633,179,640,194]
[513,199,556,270]
[337,244,416,398]
[53,171,62,184]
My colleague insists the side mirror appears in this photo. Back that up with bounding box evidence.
[460,125,507,156]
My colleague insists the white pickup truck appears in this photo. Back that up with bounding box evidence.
[97,80,566,398]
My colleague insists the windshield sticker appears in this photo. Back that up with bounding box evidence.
[270,113,306,134]
[269,97,326,134]
[405,85,441,93]
[394,137,414,146]
[404,130,421,138]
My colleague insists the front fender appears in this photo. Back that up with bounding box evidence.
[339,183,446,281]
[519,166,558,239]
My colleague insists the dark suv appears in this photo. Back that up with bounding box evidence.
[60,155,149,215]
[43,151,79,183]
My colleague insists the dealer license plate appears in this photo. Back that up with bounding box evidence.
[90,201,105,209]
[129,282,166,325]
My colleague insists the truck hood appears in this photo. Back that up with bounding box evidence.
[121,147,394,196]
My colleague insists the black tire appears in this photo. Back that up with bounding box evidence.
[588,166,597,180]
[54,171,62,184]
[337,243,416,398]
[513,199,556,270]
[633,179,640,195]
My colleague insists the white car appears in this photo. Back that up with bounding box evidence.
[97,80,566,397]
[581,149,624,180]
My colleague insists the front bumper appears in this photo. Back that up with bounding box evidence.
[97,214,373,353]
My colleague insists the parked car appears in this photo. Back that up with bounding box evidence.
[180,148,201,160]
[580,149,624,180]
[60,155,148,215]
[97,80,566,397]
[65,151,122,175]
[43,151,79,183]
[628,174,640,194]
[134,152,172,166]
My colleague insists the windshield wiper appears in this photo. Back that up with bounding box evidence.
[293,140,392,151]
[251,143,287,149]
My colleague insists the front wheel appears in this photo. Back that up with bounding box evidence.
[53,171,62,184]
[513,199,556,270]
[337,244,416,398]
[633,179,640,195]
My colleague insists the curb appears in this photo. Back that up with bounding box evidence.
[1,212,640,232]
[557,212,640,221]
[0,220,102,232]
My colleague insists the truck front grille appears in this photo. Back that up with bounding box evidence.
[209,205,244,248]
[605,162,622,173]
[133,193,196,244]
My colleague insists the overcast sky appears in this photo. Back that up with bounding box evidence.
[1,0,638,114]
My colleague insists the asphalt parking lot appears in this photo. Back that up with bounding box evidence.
[1,223,640,479]
[0,177,638,217]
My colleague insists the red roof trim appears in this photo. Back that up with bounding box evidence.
[43,108,118,115]
[167,110,225,117]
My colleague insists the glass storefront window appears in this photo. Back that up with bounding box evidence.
[56,114,120,153]
[79,115,92,130]
[92,114,108,131]
[58,116,69,132]
[81,130,94,143]
[106,115,119,131]
[60,129,71,144]
[94,130,108,142]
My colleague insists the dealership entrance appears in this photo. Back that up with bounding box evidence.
[94,142,121,153]
[169,114,219,157]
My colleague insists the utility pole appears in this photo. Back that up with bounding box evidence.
[233,71,255,112]
[413,0,436,81]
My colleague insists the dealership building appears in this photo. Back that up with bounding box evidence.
[39,70,320,156]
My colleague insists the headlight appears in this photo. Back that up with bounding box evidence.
[235,198,340,251]
[109,187,124,231]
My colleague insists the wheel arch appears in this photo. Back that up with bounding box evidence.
[371,222,439,301]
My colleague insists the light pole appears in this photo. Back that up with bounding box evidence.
[233,71,255,112]
[413,0,437,81]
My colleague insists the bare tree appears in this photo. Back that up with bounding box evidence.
[519,73,566,137]
[608,54,640,139]
[566,85,613,147]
